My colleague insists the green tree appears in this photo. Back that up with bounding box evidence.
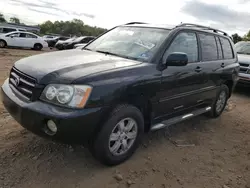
[39,19,107,37]
[231,33,242,43]
[0,13,6,23]
[9,17,20,24]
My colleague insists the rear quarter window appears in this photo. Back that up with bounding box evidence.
[198,33,217,61]
[220,37,234,59]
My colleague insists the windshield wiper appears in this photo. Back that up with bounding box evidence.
[95,50,139,60]
[95,50,119,56]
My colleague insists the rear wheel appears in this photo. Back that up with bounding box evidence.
[0,40,6,48]
[90,104,144,166]
[208,84,229,118]
[33,43,42,51]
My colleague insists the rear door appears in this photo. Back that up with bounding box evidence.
[155,31,207,121]
[25,33,38,47]
[194,33,222,104]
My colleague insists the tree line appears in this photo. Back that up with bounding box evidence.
[0,13,107,37]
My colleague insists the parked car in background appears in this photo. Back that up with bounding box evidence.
[0,26,27,34]
[44,36,70,48]
[0,31,48,50]
[54,37,76,50]
[73,40,94,49]
[1,22,239,166]
[63,36,95,50]
[73,43,88,49]
[235,41,250,86]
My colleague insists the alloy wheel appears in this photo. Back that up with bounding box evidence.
[109,117,138,156]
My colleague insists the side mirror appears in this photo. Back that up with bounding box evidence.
[166,52,188,66]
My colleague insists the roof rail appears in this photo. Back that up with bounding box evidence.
[176,23,229,36]
[124,22,147,25]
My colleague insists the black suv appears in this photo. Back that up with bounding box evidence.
[1,23,239,165]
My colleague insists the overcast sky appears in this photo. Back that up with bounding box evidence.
[1,0,250,35]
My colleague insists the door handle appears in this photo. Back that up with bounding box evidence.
[195,66,202,72]
[221,63,225,68]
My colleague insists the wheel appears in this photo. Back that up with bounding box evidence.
[90,104,144,166]
[208,84,229,118]
[0,40,6,48]
[33,43,42,51]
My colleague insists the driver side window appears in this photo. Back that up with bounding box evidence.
[164,32,198,63]
[6,33,20,37]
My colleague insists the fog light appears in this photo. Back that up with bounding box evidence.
[47,120,57,133]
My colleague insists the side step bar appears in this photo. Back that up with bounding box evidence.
[150,106,211,131]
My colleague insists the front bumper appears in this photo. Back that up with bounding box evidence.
[238,73,250,86]
[1,79,108,143]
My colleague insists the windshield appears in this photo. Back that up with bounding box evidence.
[235,41,250,55]
[85,26,170,62]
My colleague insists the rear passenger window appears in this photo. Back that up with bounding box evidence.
[164,32,198,63]
[215,37,223,59]
[199,34,217,61]
[220,37,234,59]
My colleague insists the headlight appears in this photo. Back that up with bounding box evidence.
[40,84,92,108]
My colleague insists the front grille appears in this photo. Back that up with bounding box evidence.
[9,67,36,100]
[239,62,250,73]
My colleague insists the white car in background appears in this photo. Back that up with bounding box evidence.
[0,31,48,50]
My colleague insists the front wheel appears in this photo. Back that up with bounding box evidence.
[90,104,144,166]
[208,84,229,118]
[0,40,6,48]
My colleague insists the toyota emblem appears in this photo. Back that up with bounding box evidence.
[14,77,20,86]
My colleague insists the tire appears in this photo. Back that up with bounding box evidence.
[33,43,42,51]
[0,40,6,48]
[90,104,144,166]
[208,84,229,118]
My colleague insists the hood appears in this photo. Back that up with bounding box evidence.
[14,50,141,84]
[238,54,250,64]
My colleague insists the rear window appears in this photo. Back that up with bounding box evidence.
[220,37,234,59]
[199,33,217,61]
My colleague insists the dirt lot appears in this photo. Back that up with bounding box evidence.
[0,48,249,188]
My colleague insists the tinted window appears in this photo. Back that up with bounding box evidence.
[220,37,233,59]
[199,34,217,61]
[215,37,223,59]
[19,33,26,38]
[26,34,37,38]
[164,32,198,63]
[3,28,16,33]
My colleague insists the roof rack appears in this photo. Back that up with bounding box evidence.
[124,22,147,25]
[176,23,229,36]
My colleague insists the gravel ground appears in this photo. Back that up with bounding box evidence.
[0,48,249,188]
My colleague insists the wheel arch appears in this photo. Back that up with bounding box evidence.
[223,80,234,97]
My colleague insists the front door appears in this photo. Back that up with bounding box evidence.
[5,32,20,47]
[154,31,206,121]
